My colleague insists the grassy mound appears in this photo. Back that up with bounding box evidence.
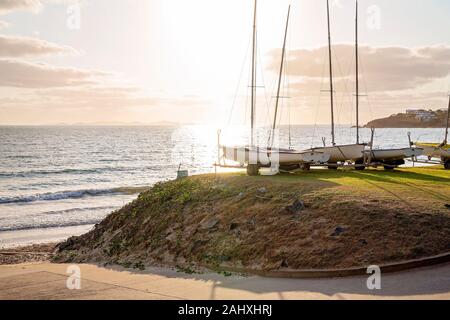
[54,167,450,271]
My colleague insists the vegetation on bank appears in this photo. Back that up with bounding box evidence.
[54,167,450,271]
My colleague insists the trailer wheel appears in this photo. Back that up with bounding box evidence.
[246,164,260,176]
[444,159,450,170]
[327,163,338,170]
[300,163,311,171]
[355,159,366,171]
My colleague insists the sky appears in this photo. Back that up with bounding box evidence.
[0,0,450,126]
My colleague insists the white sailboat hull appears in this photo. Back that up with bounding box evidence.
[221,146,330,166]
[416,144,450,159]
[363,147,423,161]
[307,144,365,162]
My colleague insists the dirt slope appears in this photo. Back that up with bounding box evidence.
[53,168,450,271]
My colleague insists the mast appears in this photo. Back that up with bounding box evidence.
[326,0,336,146]
[445,95,450,144]
[250,0,257,147]
[271,5,291,146]
[355,0,360,144]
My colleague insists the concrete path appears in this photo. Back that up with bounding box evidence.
[0,263,449,300]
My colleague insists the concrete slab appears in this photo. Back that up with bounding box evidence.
[0,263,449,300]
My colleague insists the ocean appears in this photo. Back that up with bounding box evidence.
[0,125,446,248]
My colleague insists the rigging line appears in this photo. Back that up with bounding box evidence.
[359,54,381,143]
[286,35,292,149]
[244,38,254,130]
[341,56,356,139]
[244,78,250,128]
[359,53,374,124]
[311,47,328,148]
[256,38,272,130]
[347,49,356,127]
[345,49,357,138]
[288,17,294,149]
[278,42,292,148]
[226,37,253,128]
[332,48,353,137]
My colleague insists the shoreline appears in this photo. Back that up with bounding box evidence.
[0,243,56,265]
[0,225,94,249]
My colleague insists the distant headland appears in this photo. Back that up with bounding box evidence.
[365,109,449,128]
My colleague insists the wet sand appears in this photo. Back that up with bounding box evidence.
[0,225,93,249]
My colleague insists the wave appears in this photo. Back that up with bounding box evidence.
[37,205,118,216]
[0,187,147,205]
[0,166,138,178]
[0,220,100,233]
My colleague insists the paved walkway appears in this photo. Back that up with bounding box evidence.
[0,263,449,300]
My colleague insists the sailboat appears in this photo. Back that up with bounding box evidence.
[415,95,450,169]
[350,0,423,169]
[305,0,365,167]
[221,1,330,175]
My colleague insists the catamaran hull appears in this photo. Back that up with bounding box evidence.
[363,148,423,161]
[221,146,330,166]
[307,144,365,163]
[416,144,450,159]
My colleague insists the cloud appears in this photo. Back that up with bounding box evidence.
[0,20,9,29]
[0,85,207,107]
[0,35,77,57]
[269,45,450,92]
[0,0,75,15]
[0,59,107,88]
[0,0,42,15]
[0,85,208,125]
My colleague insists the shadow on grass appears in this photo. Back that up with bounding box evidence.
[278,169,449,203]
[351,170,450,203]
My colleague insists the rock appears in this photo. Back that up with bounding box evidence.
[257,187,268,194]
[57,236,77,251]
[247,218,256,231]
[190,240,208,253]
[200,217,220,231]
[229,222,239,231]
[218,255,231,262]
[331,227,346,236]
[285,199,305,214]
[359,239,368,246]
[237,192,245,199]
[165,232,177,242]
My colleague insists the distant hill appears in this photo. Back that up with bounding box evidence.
[365,109,449,128]
[68,121,181,127]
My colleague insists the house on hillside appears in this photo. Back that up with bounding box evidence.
[405,109,437,121]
